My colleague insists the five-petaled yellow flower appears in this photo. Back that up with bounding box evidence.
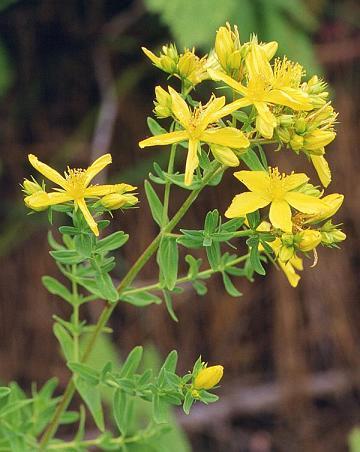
[209,43,313,139]
[139,87,249,185]
[24,154,137,236]
[225,168,326,233]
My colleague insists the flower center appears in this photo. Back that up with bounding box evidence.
[64,168,87,199]
[272,57,303,89]
[268,167,286,199]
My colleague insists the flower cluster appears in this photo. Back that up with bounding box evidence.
[139,23,345,287]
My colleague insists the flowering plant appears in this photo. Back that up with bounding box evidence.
[0,23,344,450]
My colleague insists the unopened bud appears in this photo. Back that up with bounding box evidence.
[276,127,291,143]
[210,144,240,167]
[101,193,138,210]
[290,134,304,151]
[193,365,224,390]
[279,245,295,262]
[22,178,43,195]
[298,230,322,252]
[321,228,346,245]
[295,117,307,134]
[154,86,172,118]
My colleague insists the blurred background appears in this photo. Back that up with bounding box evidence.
[0,0,359,450]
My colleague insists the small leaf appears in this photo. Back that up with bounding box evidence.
[147,116,167,136]
[121,291,162,307]
[95,232,129,253]
[163,290,178,322]
[241,148,267,171]
[157,236,179,290]
[182,391,194,415]
[50,249,85,265]
[144,180,164,226]
[206,242,221,270]
[74,234,93,257]
[0,387,10,399]
[113,389,134,436]
[192,280,207,296]
[161,350,178,374]
[222,272,242,297]
[67,362,100,385]
[74,377,104,432]
[96,272,119,302]
[152,393,168,423]
[119,346,143,378]
[53,323,73,362]
[42,276,73,304]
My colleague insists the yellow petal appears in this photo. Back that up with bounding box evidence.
[139,130,188,148]
[168,86,191,127]
[201,127,249,149]
[265,88,313,111]
[207,68,247,95]
[209,97,252,122]
[246,44,273,80]
[198,96,225,129]
[291,254,303,271]
[85,183,136,198]
[141,47,160,66]
[233,170,270,194]
[306,193,344,223]
[304,130,336,151]
[84,154,112,186]
[256,114,275,139]
[254,102,277,138]
[285,192,325,214]
[269,199,292,232]
[184,139,199,186]
[28,154,67,189]
[310,155,331,187]
[25,191,73,209]
[77,198,99,236]
[262,41,278,60]
[210,144,240,167]
[279,260,301,287]
[283,173,309,191]
[225,192,269,218]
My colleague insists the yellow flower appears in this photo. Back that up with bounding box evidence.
[279,253,304,287]
[24,154,136,236]
[177,49,208,86]
[208,46,312,139]
[225,168,326,233]
[215,22,241,72]
[139,87,249,185]
[194,365,224,390]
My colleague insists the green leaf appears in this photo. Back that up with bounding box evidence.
[95,232,129,253]
[157,236,179,290]
[199,391,219,404]
[163,290,178,322]
[241,148,267,171]
[42,276,73,304]
[147,116,167,136]
[49,249,85,265]
[161,350,178,374]
[144,180,164,227]
[222,272,242,297]
[59,411,80,425]
[53,323,73,362]
[185,254,202,279]
[182,391,194,415]
[206,242,221,270]
[152,393,168,423]
[248,239,266,275]
[74,377,104,432]
[96,272,119,302]
[192,280,207,296]
[0,387,10,399]
[74,234,93,257]
[121,291,162,307]
[67,362,100,386]
[113,389,134,436]
[119,346,143,378]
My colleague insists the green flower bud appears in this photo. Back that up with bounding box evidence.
[290,134,304,151]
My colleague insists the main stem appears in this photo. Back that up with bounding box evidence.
[39,163,223,449]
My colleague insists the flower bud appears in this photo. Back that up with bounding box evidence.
[277,114,293,127]
[295,117,307,134]
[261,41,278,60]
[298,230,322,252]
[154,86,172,118]
[276,127,291,143]
[210,144,240,167]
[194,365,224,390]
[215,23,241,71]
[22,178,43,195]
[101,193,138,210]
[279,245,295,262]
[290,134,304,151]
[321,228,346,245]
[304,130,336,151]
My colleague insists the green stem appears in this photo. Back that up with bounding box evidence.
[39,163,223,449]
[162,144,176,227]
[71,264,79,361]
[123,253,250,297]
[249,139,277,145]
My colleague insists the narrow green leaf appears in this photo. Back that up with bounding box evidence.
[113,389,134,436]
[206,242,221,270]
[147,116,167,136]
[67,362,100,385]
[182,391,194,415]
[163,290,178,322]
[42,276,73,304]
[152,393,168,423]
[0,387,10,399]
[74,234,93,257]
[95,232,129,253]
[144,180,164,226]
[119,346,143,378]
[49,250,85,265]
[157,236,179,290]
[96,272,119,302]
[222,272,242,297]
[53,323,73,362]
[161,350,178,373]
[121,291,162,307]
[74,377,104,432]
